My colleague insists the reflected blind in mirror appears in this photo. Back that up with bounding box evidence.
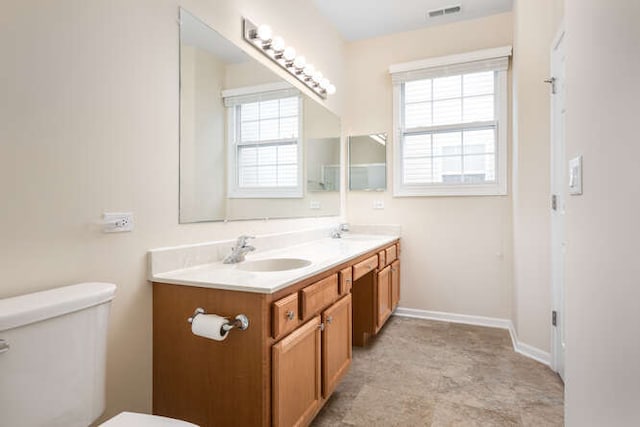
[236,96,299,188]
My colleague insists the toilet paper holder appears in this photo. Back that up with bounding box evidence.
[187,307,250,333]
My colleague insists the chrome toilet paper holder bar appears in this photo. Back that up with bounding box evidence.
[187,307,250,333]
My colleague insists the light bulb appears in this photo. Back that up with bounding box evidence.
[283,46,296,61]
[293,55,306,69]
[327,84,336,95]
[319,78,330,89]
[303,64,315,77]
[271,36,285,52]
[256,24,272,42]
[312,71,323,83]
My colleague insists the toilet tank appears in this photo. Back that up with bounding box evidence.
[0,282,117,427]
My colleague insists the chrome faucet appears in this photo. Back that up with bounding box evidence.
[331,223,350,239]
[223,235,256,264]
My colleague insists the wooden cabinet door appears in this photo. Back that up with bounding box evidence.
[272,316,322,427]
[391,260,400,310]
[376,265,392,331]
[322,294,352,398]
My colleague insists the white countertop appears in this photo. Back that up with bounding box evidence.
[150,234,399,294]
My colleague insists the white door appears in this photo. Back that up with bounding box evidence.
[550,26,566,381]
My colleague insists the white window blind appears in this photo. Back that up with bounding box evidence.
[403,71,496,185]
[224,85,303,198]
[391,47,511,196]
[237,96,299,188]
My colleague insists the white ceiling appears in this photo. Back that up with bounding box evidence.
[312,0,513,41]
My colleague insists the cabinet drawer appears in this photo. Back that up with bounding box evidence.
[300,275,339,320]
[352,255,379,281]
[378,250,386,269]
[385,245,398,264]
[273,293,300,339]
[339,267,352,295]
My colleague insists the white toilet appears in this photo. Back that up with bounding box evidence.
[0,282,197,427]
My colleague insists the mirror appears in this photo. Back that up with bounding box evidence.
[179,9,341,223]
[348,133,387,191]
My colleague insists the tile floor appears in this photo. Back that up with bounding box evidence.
[311,316,564,426]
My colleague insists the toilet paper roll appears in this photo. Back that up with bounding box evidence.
[191,314,229,341]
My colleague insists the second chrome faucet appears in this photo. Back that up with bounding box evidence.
[331,223,350,239]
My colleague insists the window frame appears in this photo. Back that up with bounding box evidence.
[225,84,304,199]
[391,47,511,197]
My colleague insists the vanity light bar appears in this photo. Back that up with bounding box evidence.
[242,18,336,99]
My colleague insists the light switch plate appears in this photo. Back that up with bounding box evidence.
[310,201,321,209]
[568,155,583,195]
[373,200,384,209]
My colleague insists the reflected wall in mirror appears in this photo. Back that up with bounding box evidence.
[349,133,387,191]
[179,9,341,223]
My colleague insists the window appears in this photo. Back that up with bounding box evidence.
[391,47,511,196]
[223,83,303,198]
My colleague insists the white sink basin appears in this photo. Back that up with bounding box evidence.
[236,258,312,272]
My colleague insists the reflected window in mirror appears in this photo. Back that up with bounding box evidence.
[224,84,303,198]
[349,133,387,191]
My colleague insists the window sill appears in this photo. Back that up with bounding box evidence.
[228,188,303,199]
[393,183,507,197]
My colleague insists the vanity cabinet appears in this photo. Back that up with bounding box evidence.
[152,239,398,427]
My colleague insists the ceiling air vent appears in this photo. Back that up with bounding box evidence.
[427,4,462,18]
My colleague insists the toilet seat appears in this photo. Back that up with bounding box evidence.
[99,411,199,427]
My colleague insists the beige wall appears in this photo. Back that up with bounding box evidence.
[0,0,344,421]
[511,0,564,353]
[564,0,640,424]
[224,59,282,89]
[344,13,514,320]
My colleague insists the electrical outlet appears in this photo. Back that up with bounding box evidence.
[103,212,134,233]
[373,200,384,209]
[310,201,321,209]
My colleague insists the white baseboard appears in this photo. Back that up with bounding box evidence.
[393,307,551,366]
[507,324,551,366]
[394,307,512,329]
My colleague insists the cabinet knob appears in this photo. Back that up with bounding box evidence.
[286,310,295,321]
[319,323,325,331]
[326,315,333,324]
[346,278,352,283]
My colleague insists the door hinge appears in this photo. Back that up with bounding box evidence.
[552,310,558,327]
[544,77,557,94]
[551,194,558,211]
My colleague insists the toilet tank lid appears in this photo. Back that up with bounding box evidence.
[0,282,117,332]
